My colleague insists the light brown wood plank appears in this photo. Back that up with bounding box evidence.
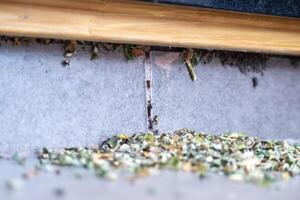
[0,0,300,55]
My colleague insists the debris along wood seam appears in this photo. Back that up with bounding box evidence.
[0,0,300,55]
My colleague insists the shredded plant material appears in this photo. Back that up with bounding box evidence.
[124,44,149,60]
[64,40,77,58]
[90,45,100,60]
[38,129,300,185]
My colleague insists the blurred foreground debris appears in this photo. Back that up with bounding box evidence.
[38,129,300,186]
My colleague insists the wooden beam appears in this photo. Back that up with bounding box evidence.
[0,0,300,55]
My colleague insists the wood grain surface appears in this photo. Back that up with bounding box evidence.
[0,0,300,55]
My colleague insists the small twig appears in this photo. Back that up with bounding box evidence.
[185,59,197,81]
[184,49,197,81]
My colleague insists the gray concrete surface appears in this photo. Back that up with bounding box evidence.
[0,43,146,155]
[151,51,300,140]
[0,159,300,200]
[0,43,300,200]
[0,43,300,155]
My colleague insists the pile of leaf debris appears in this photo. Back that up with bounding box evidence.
[38,129,300,185]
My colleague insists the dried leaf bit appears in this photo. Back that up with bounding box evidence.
[64,40,77,58]
[13,37,21,46]
[184,49,197,81]
[124,45,148,60]
[91,45,100,60]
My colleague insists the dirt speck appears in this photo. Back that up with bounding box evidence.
[252,77,258,88]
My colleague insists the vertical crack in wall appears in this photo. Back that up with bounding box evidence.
[145,52,154,132]
[145,51,160,133]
